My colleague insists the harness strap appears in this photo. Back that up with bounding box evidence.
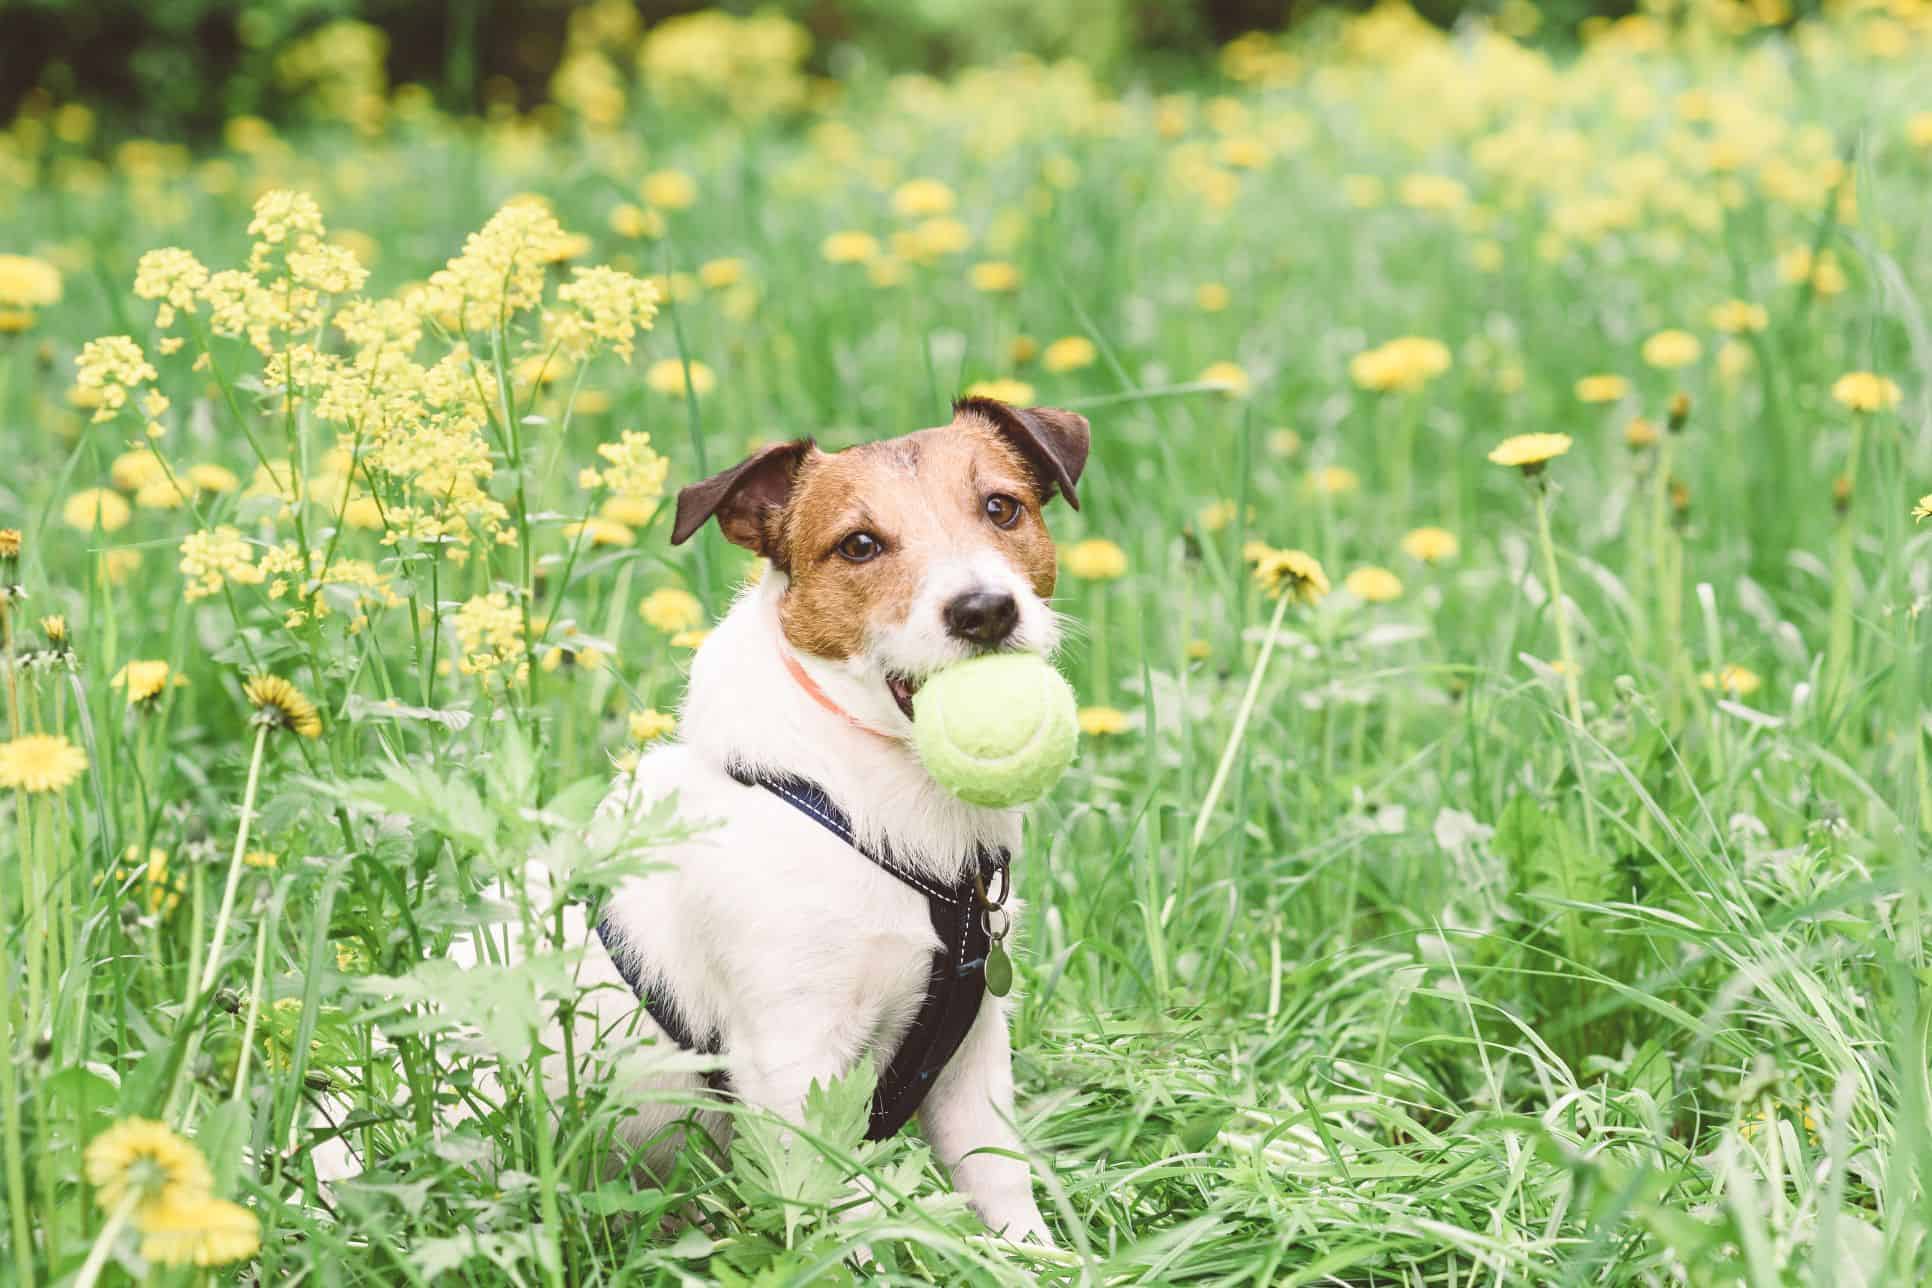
[596,763,1008,1141]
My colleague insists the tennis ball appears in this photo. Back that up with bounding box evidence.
[913,652,1078,808]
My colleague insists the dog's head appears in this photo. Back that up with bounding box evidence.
[671,397,1090,720]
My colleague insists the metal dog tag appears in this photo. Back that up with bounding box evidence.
[985,939,1013,997]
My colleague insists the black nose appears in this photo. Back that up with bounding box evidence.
[943,590,1019,645]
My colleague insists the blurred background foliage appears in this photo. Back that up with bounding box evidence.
[13,0,1661,137]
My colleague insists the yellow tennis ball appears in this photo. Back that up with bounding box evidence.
[913,653,1078,807]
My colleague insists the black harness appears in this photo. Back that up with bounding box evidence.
[596,765,1011,1141]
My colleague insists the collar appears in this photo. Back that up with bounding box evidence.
[778,644,900,743]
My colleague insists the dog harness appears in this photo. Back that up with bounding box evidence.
[596,764,1012,1141]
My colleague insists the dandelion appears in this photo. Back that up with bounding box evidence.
[630,708,677,742]
[645,358,716,397]
[1575,374,1630,403]
[962,377,1034,404]
[113,660,174,705]
[1253,547,1329,603]
[0,529,18,560]
[1625,417,1661,450]
[62,488,132,533]
[1831,371,1902,413]
[564,516,634,547]
[1349,337,1450,393]
[243,850,278,869]
[0,734,89,793]
[84,1119,212,1217]
[1344,566,1403,603]
[642,170,698,210]
[1078,706,1129,736]
[188,463,240,493]
[1035,336,1098,375]
[1065,539,1128,581]
[1199,361,1251,397]
[1267,428,1301,457]
[137,1192,261,1267]
[1915,495,1932,523]
[1641,329,1702,369]
[1487,432,1572,476]
[243,674,323,738]
[1196,283,1230,311]
[1701,664,1762,697]
[40,615,68,650]
[1401,526,1459,564]
[609,203,665,239]
[821,231,880,264]
[891,178,956,217]
[1709,299,1768,334]
[698,258,747,289]
[640,587,704,633]
[670,628,710,649]
[0,254,62,329]
[969,261,1020,292]
[1311,465,1360,497]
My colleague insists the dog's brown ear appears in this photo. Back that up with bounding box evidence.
[671,439,815,562]
[953,397,1091,510]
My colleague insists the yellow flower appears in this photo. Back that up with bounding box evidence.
[1915,495,1932,523]
[453,592,526,676]
[1349,337,1451,393]
[1701,664,1762,698]
[968,261,1020,293]
[962,377,1035,404]
[1641,329,1702,369]
[1199,361,1251,397]
[1196,499,1243,533]
[1267,428,1302,457]
[670,628,710,649]
[640,587,704,634]
[416,198,574,332]
[1574,374,1630,403]
[1709,300,1768,334]
[581,429,670,501]
[63,488,131,533]
[1625,417,1660,450]
[698,257,747,289]
[0,734,90,793]
[1310,466,1360,497]
[1252,547,1329,603]
[641,170,698,210]
[111,448,168,491]
[1077,706,1129,736]
[1831,371,1902,413]
[1041,336,1096,373]
[179,527,265,601]
[564,516,635,547]
[1065,539,1128,581]
[0,529,18,559]
[608,203,664,239]
[243,849,278,869]
[243,674,323,738]
[84,1119,212,1217]
[1911,112,1932,150]
[137,1192,261,1268]
[1401,526,1459,564]
[188,464,240,494]
[891,178,956,217]
[0,254,61,326]
[644,358,716,397]
[40,615,67,646]
[1196,282,1230,312]
[1488,432,1572,474]
[1397,173,1467,213]
[629,708,677,742]
[1344,566,1403,603]
[113,660,174,705]
[821,231,880,264]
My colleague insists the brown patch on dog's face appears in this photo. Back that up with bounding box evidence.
[776,417,1060,659]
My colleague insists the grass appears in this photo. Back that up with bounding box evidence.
[5,4,1932,1282]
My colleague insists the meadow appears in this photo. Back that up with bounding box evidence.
[5,1,1932,1282]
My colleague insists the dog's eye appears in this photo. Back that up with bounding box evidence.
[983,493,1023,529]
[836,531,884,563]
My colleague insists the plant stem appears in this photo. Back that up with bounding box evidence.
[1191,590,1292,851]
[72,1192,140,1288]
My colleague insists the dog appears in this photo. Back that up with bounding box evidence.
[568,396,1089,1244]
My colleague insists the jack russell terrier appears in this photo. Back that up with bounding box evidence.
[578,396,1090,1245]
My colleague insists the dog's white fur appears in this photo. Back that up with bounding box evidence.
[570,558,1058,1242]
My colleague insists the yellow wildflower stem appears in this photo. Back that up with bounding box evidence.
[1533,485,1584,729]
[72,1190,141,1288]
[1191,589,1292,851]
[0,827,33,1288]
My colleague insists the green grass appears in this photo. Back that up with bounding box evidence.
[5,7,1932,1283]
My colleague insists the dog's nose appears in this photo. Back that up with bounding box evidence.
[943,590,1019,646]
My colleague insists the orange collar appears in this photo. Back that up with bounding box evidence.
[779,646,898,742]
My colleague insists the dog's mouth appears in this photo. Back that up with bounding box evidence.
[886,672,922,721]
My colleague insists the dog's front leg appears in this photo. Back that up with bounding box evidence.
[918,997,1054,1246]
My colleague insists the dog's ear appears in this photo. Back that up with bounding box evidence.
[953,397,1091,510]
[671,439,815,562]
